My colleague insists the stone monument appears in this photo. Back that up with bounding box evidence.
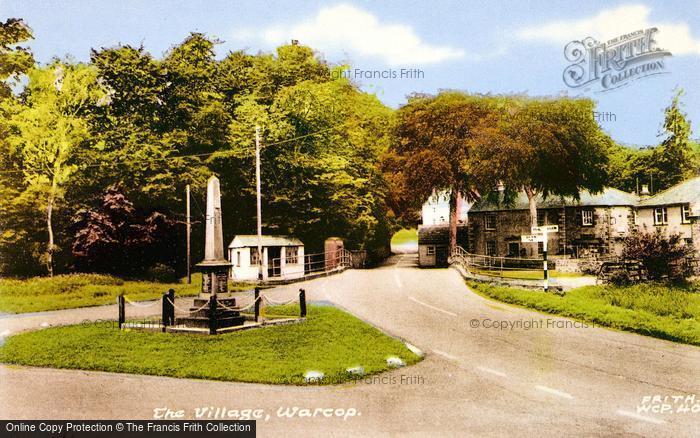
[196,175,231,295]
[176,175,245,330]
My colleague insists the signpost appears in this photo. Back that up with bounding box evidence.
[522,225,559,291]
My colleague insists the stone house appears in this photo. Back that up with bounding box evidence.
[467,188,639,258]
[635,176,700,256]
[417,225,468,267]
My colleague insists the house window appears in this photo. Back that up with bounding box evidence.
[684,238,693,246]
[682,205,692,224]
[582,210,594,226]
[250,247,261,265]
[486,241,497,256]
[654,207,667,225]
[236,251,241,267]
[633,210,638,225]
[537,210,546,226]
[537,242,544,254]
[285,246,298,264]
[485,214,496,230]
[427,245,436,256]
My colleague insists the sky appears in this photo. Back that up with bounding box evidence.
[2,0,699,146]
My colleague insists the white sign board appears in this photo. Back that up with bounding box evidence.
[521,234,545,243]
[531,225,559,233]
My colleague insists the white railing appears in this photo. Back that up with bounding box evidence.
[268,248,353,279]
[450,246,545,279]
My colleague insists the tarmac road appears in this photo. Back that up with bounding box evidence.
[1,255,698,437]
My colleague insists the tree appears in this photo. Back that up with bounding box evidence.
[217,72,394,254]
[0,18,34,98]
[653,89,694,189]
[605,90,697,194]
[72,186,173,274]
[8,63,105,275]
[389,92,496,249]
[0,19,35,274]
[470,97,609,229]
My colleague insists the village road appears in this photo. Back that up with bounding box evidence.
[1,256,699,436]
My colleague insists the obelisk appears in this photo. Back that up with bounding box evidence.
[196,175,231,295]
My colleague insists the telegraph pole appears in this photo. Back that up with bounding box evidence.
[255,126,263,282]
[186,184,191,284]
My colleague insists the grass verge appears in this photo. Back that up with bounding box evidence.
[0,304,421,384]
[0,274,252,314]
[468,281,700,345]
[470,269,583,279]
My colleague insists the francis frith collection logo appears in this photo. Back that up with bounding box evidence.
[563,28,672,92]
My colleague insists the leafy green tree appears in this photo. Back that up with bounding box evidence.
[0,18,34,98]
[653,89,694,189]
[605,91,696,194]
[470,96,609,228]
[217,74,393,254]
[8,64,105,275]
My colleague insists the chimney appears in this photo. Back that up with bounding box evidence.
[640,184,650,198]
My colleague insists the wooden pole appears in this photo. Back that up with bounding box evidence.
[255,126,263,282]
[254,287,260,323]
[186,184,191,284]
[161,292,168,332]
[209,294,218,335]
[299,288,306,318]
[118,294,125,329]
[543,230,549,292]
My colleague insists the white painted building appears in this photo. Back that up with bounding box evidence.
[421,190,470,225]
[228,235,305,281]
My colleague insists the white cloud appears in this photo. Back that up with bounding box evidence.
[239,3,464,65]
[518,4,700,56]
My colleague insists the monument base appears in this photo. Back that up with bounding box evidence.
[196,260,231,295]
[175,297,246,329]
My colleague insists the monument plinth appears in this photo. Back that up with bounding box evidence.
[196,175,232,296]
[176,175,245,330]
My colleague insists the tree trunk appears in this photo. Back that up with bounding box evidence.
[525,186,538,230]
[448,187,459,252]
[46,196,54,277]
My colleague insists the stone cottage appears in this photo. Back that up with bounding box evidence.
[635,176,700,257]
[467,188,639,258]
[417,225,468,267]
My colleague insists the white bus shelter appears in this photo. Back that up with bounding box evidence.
[228,235,305,281]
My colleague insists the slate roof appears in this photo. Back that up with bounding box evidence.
[470,187,639,213]
[637,176,700,207]
[228,235,304,248]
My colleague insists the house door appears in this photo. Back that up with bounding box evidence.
[435,246,449,267]
[268,246,281,277]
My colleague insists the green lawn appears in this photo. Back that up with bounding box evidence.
[468,281,700,345]
[0,274,252,314]
[391,228,418,245]
[470,268,583,280]
[0,304,421,385]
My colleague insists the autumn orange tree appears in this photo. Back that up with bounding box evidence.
[470,96,610,228]
[387,92,498,250]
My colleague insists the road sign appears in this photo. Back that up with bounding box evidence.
[531,225,559,233]
[521,234,545,243]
